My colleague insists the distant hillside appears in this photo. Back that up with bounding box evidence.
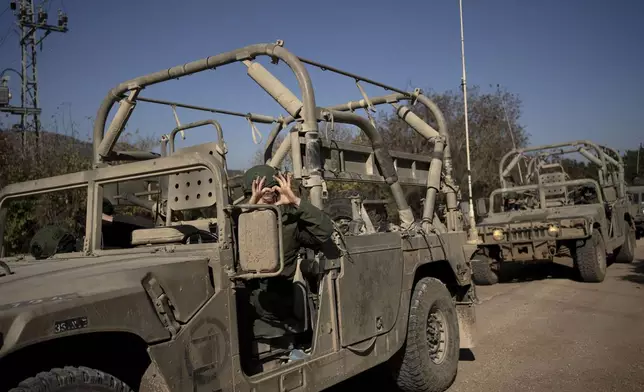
[0,128,245,183]
[1,128,93,157]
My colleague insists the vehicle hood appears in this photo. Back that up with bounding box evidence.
[0,253,208,306]
[0,252,215,356]
[479,205,603,226]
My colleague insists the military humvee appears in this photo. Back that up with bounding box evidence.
[0,41,478,392]
[473,140,638,285]
[626,185,644,239]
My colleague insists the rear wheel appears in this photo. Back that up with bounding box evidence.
[9,367,132,392]
[614,223,636,263]
[574,229,607,283]
[471,254,499,286]
[392,277,459,392]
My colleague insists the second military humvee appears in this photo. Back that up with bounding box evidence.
[473,140,638,285]
[0,41,477,392]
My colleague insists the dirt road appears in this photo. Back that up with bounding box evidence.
[330,241,644,391]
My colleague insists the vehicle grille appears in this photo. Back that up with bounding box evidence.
[509,228,546,241]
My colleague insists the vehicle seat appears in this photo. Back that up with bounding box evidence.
[131,221,216,246]
[129,142,226,246]
[539,172,568,207]
[167,142,227,216]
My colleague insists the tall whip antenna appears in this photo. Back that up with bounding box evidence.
[459,0,479,242]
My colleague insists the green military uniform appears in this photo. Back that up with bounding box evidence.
[241,165,334,338]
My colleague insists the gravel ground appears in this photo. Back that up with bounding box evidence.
[328,240,644,391]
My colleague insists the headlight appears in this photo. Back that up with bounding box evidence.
[547,224,560,237]
[492,229,504,241]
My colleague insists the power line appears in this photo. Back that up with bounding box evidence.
[0,5,10,18]
[0,26,14,48]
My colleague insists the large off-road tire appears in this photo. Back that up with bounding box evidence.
[574,229,607,283]
[471,254,499,286]
[614,224,636,263]
[392,277,460,392]
[9,367,132,392]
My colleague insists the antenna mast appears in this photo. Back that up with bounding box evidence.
[459,0,478,242]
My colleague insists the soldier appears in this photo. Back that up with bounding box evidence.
[242,164,334,339]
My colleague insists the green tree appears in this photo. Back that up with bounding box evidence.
[376,85,529,199]
[0,125,158,256]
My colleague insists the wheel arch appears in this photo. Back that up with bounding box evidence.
[410,259,476,349]
[0,331,152,391]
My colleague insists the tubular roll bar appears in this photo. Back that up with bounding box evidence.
[167,119,225,155]
[89,41,461,232]
[488,178,604,215]
[264,91,459,231]
[135,96,278,124]
[93,42,318,164]
[500,140,625,198]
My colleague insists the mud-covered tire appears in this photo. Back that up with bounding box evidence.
[392,277,460,392]
[574,229,607,283]
[614,224,636,263]
[471,255,499,286]
[9,366,132,392]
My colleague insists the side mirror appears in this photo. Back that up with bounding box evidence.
[475,198,488,217]
[237,208,283,277]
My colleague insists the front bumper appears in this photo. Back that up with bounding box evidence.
[477,218,590,261]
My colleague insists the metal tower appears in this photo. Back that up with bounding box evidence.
[0,0,68,157]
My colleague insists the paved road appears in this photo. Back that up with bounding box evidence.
[330,240,644,391]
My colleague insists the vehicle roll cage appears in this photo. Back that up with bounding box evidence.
[1,41,470,257]
[91,41,467,233]
[499,140,625,198]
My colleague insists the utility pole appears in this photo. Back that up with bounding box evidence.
[4,0,68,159]
[458,0,478,243]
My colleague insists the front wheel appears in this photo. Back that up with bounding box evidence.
[471,254,499,286]
[574,229,607,283]
[9,367,132,392]
[392,277,460,392]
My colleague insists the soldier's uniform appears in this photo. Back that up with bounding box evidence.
[240,165,334,338]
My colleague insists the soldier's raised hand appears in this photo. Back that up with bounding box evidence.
[273,173,301,206]
[249,176,266,204]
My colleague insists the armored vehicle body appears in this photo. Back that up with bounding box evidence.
[0,42,477,392]
[473,141,638,285]
[626,184,644,239]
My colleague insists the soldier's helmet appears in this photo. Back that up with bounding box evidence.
[29,225,77,260]
[242,165,279,195]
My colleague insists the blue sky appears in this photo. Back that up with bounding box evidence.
[0,0,642,169]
